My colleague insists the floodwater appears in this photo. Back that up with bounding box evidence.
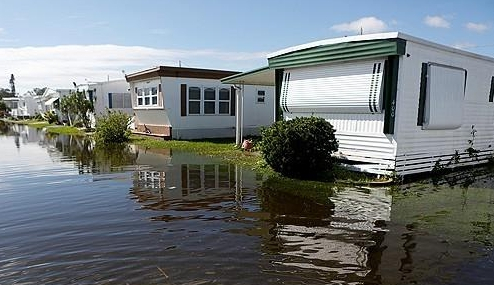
[0,122,493,285]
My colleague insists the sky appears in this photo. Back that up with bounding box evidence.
[0,0,493,95]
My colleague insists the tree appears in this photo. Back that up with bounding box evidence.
[59,90,94,128]
[0,100,10,117]
[9,74,15,96]
[0,88,12,98]
[33,87,47,96]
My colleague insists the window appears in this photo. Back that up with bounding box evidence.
[137,88,143,106]
[219,88,230,114]
[204,88,216,114]
[108,93,132,109]
[187,86,231,115]
[257,90,265,104]
[188,87,201,114]
[417,62,466,130]
[135,85,161,107]
[151,87,158,105]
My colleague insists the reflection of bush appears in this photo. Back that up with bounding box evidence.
[0,120,11,134]
[258,177,335,226]
[90,144,137,172]
[46,134,136,173]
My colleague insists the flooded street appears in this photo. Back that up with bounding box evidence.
[0,123,493,284]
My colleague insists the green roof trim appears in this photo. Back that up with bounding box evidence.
[221,66,270,83]
[268,39,406,69]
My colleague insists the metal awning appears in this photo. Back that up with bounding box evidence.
[44,97,59,105]
[221,66,275,86]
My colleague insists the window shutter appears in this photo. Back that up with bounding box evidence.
[417,63,428,126]
[230,86,236,116]
[108,93,113,109]
[132,87,137,107]
[158,83,163,107]
[181,84,187,116]
[489,76,494,103]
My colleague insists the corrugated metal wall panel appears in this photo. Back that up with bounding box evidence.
[281,59,385,114]
[393,41,494,175]
[287,112,397,171]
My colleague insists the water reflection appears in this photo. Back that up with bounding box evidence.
[0,122,44,148]
[1,124,493,284]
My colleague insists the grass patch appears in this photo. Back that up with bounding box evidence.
[44,125,85,135]
[2,118,85,135]
[130,135,268,171]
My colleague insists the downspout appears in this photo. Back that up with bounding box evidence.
[234,84,243,146]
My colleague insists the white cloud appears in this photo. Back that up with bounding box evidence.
[452,42,477,50]
[331,17,388,34]
[424,15,450,28]
[0,45,268,95]
[465,22,489,33]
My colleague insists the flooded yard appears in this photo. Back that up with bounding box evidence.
[0,123,493,284]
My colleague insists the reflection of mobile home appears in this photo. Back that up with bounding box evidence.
[275,188,391,275]
[225,32,494,175]
[132,147,261,203]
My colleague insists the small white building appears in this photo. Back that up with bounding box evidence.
[225,32,494,176]
[87,79,132,117]
[125,66,274,140]
[2,97,20,117]
[17,92,40,117]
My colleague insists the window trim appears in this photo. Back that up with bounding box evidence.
[218,88,231,114]
[187,86,231,116]
[134,84,163,109]
[188,86,201,115]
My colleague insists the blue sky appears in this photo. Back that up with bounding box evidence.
[0,0,493,94]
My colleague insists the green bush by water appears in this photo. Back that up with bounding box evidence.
[260,116,338,180]
[94,110,131,144]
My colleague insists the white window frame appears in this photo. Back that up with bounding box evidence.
[218,88,231,114]
[188,86,201,115]
[134,83,162,109]
[187,86,231,115]
[256,89,266,104]
[203,87,216,115]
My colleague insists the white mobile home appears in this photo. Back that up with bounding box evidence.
[87,79,132,117]
[224,32,494,175]
[125,66,274,140]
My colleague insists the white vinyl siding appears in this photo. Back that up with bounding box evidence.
[422,63,466,130]
[280,58,385,114]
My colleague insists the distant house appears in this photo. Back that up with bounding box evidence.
[224,32,494,175]
[40,88,71,113]
[2,97,20,117]
[87,79,132,117]
[17,92,39,117]
[125,66,274,139]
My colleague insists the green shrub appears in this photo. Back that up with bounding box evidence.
[94,110,131,144]
[43,111,59,124]
[260,116,338,180]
